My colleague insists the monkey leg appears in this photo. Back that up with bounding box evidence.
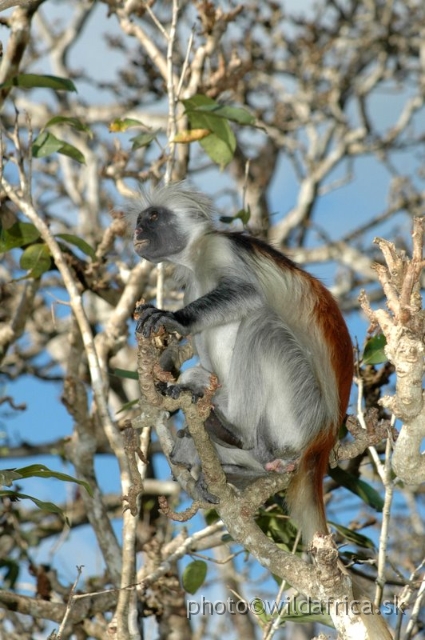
[169,428,195,470]
[162,361,244,447]
[205,407,244,448]
[170,429,219,503]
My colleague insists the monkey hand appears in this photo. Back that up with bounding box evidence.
[135,304,189,337]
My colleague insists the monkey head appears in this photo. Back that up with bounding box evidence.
[133,205,187,263]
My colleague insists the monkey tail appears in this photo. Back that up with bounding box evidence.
[286,427,394,638]
[285,426,335,546]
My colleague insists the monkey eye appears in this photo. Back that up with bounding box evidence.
[149,210,158,222]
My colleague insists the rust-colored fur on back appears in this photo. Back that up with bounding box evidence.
[285,273,353,545]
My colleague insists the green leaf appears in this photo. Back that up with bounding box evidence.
[55,233,96,259]
[277,601,333,628]
[200,135,235,167]
[0,489,68,520]
[131,131,159,150]
[256,512,296,551]
[235,207,251,225]
[328,466,384,512]
[0,74,77,92]
[45,116,93,138]
[32,131,85,164]
[182,560,207,594]
[248,595,333,627]
[111,368,139,380]
[116,399,139,414]
[0,558,20,588]
[330,523,376,549]
[0,221,40,252]
[13,464,93,497]
[190,103,256,125]
[0,469,23,487]
[110,118,145,132]
[20,243,51,278]
[183,95,236,168]
[204,509,220,525]
[32,131,63,157]
[220,209,251,226]
[362,334,387,365]
[56,141,86,163]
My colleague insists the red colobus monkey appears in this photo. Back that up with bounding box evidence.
[132,182,353,546]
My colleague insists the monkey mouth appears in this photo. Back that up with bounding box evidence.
[134,239,150,251]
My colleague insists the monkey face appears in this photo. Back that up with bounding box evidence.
[133,205,187,263]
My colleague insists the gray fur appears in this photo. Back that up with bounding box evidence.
[133,182,341,488]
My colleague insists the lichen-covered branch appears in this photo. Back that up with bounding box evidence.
[360,217,425,484]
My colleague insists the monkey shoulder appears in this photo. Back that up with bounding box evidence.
[222,232,299,272]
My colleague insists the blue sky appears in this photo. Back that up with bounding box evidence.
[0,5,422,632]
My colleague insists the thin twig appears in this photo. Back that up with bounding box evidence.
[164,0,179,184]
[158,0,179,311]
[242,159,250,212]
[55,565,84,639]
[374,433,394,607]
[176,24,195,99]
[404,571,425,640]
[144,2,169,40]
[263,530,301,640]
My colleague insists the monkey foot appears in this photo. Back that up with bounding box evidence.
[164,383,204,403]
[195,477,219,504]
[265,458,299,474]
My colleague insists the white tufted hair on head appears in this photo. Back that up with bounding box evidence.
[127,181,215,237]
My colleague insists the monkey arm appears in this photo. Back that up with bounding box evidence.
[136,277,261,337]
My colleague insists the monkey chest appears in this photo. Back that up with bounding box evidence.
[194,322,240,383]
